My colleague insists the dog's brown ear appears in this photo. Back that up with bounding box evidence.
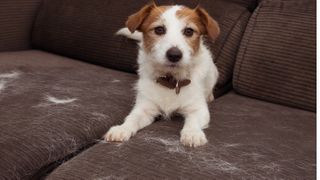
[196,7,220,41]
[126,3,155,33]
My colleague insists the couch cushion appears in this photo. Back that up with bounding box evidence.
[31,0,256,93]
[46,92,315,180]
[0,0,42,51]
[0,50,137,179]
[233,0,316,111]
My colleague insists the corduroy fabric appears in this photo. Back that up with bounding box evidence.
[0,50,137,179]
[210,10,251,89]
[46,92,315,180]
[233,0,316,111]
[0,0,42,52]
[31,0,256,91]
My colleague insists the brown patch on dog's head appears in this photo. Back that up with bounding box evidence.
[126,3,156,33]
[139,6,170,52]
[176,7,204,54]
[195,6,220,40]
[125,3,170,52]
[175,6,219,54]
[177,6,220,40]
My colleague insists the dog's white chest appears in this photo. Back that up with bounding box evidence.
[138,79,202,115]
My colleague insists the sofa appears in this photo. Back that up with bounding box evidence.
[0,0,315,179]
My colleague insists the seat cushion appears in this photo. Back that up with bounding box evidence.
[233,0,316,111]
[31,0,256,93]
[0,50,137,179]
[46,92,315,179]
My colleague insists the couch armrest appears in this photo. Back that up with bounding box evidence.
[0,0,42,52]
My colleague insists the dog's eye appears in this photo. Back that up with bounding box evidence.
[154,26,166,35]
[184,28,194,37]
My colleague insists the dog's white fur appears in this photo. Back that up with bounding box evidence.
[104,5,219,147]
[116,28,142,41]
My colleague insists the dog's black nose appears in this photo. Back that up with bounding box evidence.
[166,47,183,63]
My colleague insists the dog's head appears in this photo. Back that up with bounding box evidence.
[126,3,220,69]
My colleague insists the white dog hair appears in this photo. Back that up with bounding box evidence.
[104,4,219,147]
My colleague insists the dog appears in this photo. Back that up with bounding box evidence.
[104,3,220,147]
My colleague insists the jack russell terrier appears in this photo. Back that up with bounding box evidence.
[104,3,220,147]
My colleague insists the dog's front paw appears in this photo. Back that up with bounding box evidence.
[104,125,135,142]
[180,129,208,147]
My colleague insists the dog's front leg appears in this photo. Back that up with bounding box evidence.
[180,101,210,147]
[104,98,158,142]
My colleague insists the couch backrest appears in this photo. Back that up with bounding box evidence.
[0,0,42,52]
[233,0,316,111]
[31,0,257,96]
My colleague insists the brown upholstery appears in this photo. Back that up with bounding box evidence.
[0,0,316,179]
[233,0,316,111]
[210,10,251,90]
[0,50,137,179]
[31,0,256,91]
[47,92,316,179]
[0,0,42,52]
